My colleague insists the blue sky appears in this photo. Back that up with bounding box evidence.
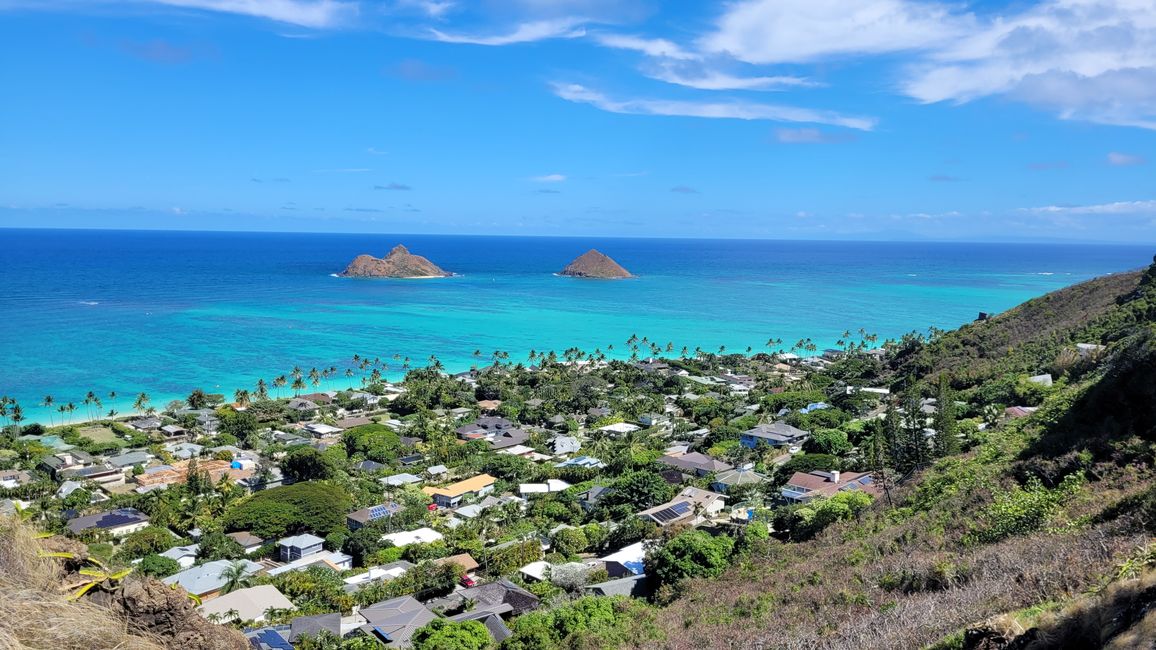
[1,0,1154,242]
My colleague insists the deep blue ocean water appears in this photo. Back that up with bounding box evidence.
[1,228,1151,422]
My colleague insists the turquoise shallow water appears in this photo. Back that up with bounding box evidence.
[1,229,1151,423]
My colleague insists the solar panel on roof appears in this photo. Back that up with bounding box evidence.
[253,630,293,650]
[670,501,692,515]
[369,505,391,520]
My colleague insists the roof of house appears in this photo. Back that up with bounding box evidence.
[160,543,199,562]
[278,533,324,549]
[637,487,726,526]
[447,611,513,644]
[742,421,810,442]
[347,502,402,525]
[288,613,341,643]
[359,595,437,646]
[421,473,496,499]
[585,573,653,598]
[66,507,149,534]
[163,559,263,596]
[434,553,480,573]
[266,550,353,577]
[381,527,443,547]
[656,452,733,475]
[598,541,646,575]
[714,466,768,486]
[426,578,540,617]
[783,471,878,499]
[105,450,153,468]
[197,584,294,623]
[382,472,423,486]
[226,531,265,548]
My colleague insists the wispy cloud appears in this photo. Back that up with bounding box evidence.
[670,185,699,194]
[1024,200,1156,216]
[646,62,815,91]
[386,58,458,82]
[374,182,412,190]
[593,33,699,61]
[147,0,357,29]
[531,173,566,182]
[773,128,857,144]
[394,0,455,19]
[430,18,585,46]
[1108,152,1147,167]
[551,82,876,130]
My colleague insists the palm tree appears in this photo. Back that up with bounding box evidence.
[273,375,287,398]
[291,377,306,396]
[218,560,251,595]
[65,402,77,424]
[234,389,251,409]
[254,378,269,401]
[42,395,55,426]
[133,393,150,415]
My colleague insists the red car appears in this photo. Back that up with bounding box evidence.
[459,575,477,587]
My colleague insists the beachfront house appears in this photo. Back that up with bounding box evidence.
[422,473,496,508]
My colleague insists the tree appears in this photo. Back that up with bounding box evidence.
[552,526,589,557]
[137,553,182,578]
[600,470,674,513]
[804,428,852,456]
[117,525,177,560]
[133,393,150,415]
[197,530,246,561]
[282,447,340,482]
[186,389,209,410]
[343,527,384,567]
[219,559,252,594]
[645,530,735,590]
[411,619,490,650]
[933,374,961,457]
[223,482,352,538]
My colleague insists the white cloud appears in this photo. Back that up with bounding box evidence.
[531,173,567,182]
[430,18,585,45]
[646,62,816,91]
[1024,200,1156,215]
[551,82,876,130]
[148,0,357,28]
[903,0,1156,129]
[774,128,856,144]
[395,0,454,19]
[700,0,968,64]
[593,34,699,61]
[1108,152,1147,166]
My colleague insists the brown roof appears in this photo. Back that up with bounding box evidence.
[783,471,878,499]
[226,531,265,548]
[435,553,480,573]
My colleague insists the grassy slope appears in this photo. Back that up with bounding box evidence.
[631,262,1156,650]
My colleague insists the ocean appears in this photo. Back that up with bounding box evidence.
[1,228,1151,423]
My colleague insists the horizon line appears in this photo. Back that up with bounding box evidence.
[2,226,1153,247]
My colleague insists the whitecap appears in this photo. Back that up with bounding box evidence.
[79,300,100,306]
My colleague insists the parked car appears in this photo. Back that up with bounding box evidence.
[788,445,802,454]
[459,574,477,587]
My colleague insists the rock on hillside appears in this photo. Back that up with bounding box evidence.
[340,245,452,278]
[559,249,633,279]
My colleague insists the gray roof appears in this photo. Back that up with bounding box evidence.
[359,595,437,647]
[585,573,653,598]
[743,422,810,442]
[105,450,152,468]
[448,610,513,643]
[162,559,263,595]
[714,467,768,486]
[279,533,324,549]
[288,613,342,643]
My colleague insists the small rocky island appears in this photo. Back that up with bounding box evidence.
[559,249,633,279]
[340,245,452,278]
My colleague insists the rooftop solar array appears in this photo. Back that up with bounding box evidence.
[649,500,692,523]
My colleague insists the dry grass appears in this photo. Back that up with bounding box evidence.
[0,516,166,650]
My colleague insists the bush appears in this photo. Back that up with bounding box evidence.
[412,619,490,650]
[224,481,352,538]
[645,530,735,591]
[966,472,1085,545]
[137,553,182,578]
[117,526,177,560]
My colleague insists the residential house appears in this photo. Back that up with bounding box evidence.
[739,422,810,449]
[356,459,388,473]
[382,472,423,487]
[518,479,572,495]
[303,422,342,437]
[127,416,162,431]
[638,487,727,527]
[163,442,204,460]
[162,559,263,600]
[356,595,437,647]
[421,473,496,508]
[39,449,95,479]
[198,585,294,623]
[555,455,606,470]
[105,449,154,472]
[425,578,540,618]
[487,428,531,451]
[267,548,352,576]
[0,469,33,489]
[226,531,266,554]
[598,422,641,436]
[342,561,415,592]
[288,613,342,644]
[157,424,188,442]
[381,527,443,548]
[278,533,324,562]
[61,464,125,487]
[286,399,319,415]
[434,553,480,575]
[780,470,879,503]
[549,435,581,456]
[584,573,653,599]
[711,466,767,493]
[656,451,733,477]
[66,508,150,537]
[346,502,402,530]
[577,485,613,511]
[595,541,646,578]
[159,543,200,569]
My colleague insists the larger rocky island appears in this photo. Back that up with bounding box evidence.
[559,249,633,279]
[340,245,452,278]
